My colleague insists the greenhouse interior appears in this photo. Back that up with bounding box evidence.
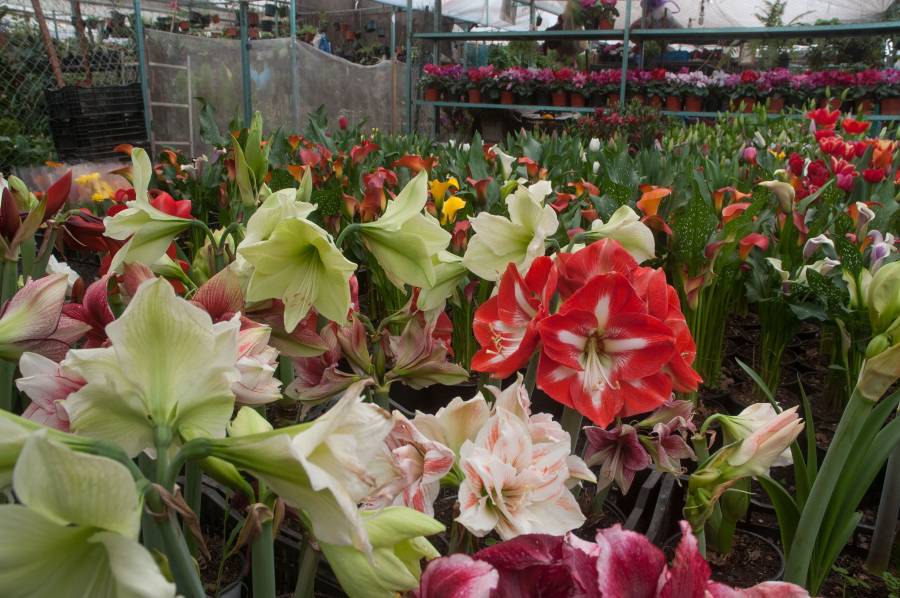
[1,0,900,596]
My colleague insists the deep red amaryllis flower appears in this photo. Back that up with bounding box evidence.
[60,274,115,348]
[471,257,557,379]
[841,117,871,135]
[537,273,676,427]
[863,168,886,184]
[149,191,192,219]
[806,107,840,129]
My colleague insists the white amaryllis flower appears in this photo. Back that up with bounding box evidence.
[586,205,656,263]
[64,278,241,457]
[412,394,492,457]
[209,381,394,552]
[46,255,79,292]
[0,432,176,598]
[232,325,282,405]
[456,408,587,540]
[462,180,558,281]
[103,149,192,272]
[726,405,803,474]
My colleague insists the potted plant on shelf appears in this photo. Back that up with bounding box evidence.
[575,0,620,29]
[645,68,668,109]
[570,71,589,107]
[681,70,713,112]
[663,71,684,111]
[299,24,316,43]
[498,67,532,105]
[875,69,900,115]
[730,70,760,112]
[853,69,881,114]
[421,64,445,102]
[550,68,574,106]
[465,66,494,104]
[533,67,555,105]
[759,68,792,112]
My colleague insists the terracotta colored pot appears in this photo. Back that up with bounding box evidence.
[856,96,875,114]
[767,96,785,113]
[631,93,646,105]
[500,90,515,105]
[424,86,440,102]
[881,97,900,115]
[648,95,663,109]
[664,95,682,111]
[732,97,754,112]
[684,95,703,112]
[607,94,620,108]
[551,91,568,107]
[467,88,482,104]
[599,18,614,30]
[570,92,586,107]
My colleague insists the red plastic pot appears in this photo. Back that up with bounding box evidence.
[684,95,703,112]
[664,95,682,111]
[467,88,482,104]
[648,95,663,109]
[856,96,875,114]
[570,92,586,107]
[500,90,515,105]
[424,86,440,102]
[732,97,755,112]
[551,91,568,107]
[767,96,785,113]
[881,97,900,115]
[598,18,614,30]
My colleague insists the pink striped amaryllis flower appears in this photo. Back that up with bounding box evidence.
[414,521,810,598]
[15,352,86,431]
[471,256,557,379]
[537,272,676,428]
[363,412,455,516]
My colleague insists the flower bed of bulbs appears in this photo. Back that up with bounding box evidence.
[0,104,897,598]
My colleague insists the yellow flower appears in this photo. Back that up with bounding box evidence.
[74,172,100,186]
[91,193,106,203]
[441,195,466,225]
[429,177,460,205]
[768,149,786,160]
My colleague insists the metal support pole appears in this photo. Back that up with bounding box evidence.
[432,0,441,138]
[239,0,253,126]
[290,0,299,130]
[390,9,397,57]
[618,0,632,111]
[391,9,398,134]
[405,0,413,134]
[52,11,58,39]
[133,0,151,141]
[530,1,536,31]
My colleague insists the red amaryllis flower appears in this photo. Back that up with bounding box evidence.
[537,273,676,427]
[841,117,871,135]
[556,238,638,300]
[806,107,840,129]
[863,168,886,184]
[471,257,557,379]
[149,191,192,219]
[61,274,115,348]
[392,154,438,174]
[43,170,72,220]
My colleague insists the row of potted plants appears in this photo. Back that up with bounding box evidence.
[421,64,900,114]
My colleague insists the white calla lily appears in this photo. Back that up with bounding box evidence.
[490,145,516,179]
[586,205,656,263]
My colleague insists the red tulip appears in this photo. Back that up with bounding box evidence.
[841,117,871,135]
[338,115,348,130]
[863,168,886,184]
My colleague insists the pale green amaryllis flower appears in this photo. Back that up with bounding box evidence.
[208,380,394,552]
[462,180,558,281]
[103,148,193,273]
[238,215,356,330]
[0,432,176,598]
[320,507,443,598]
[357,171,451,289]
[416,251,468,312]
[585,205,656,263]
[858,260,900,401]
[63,278,241,457]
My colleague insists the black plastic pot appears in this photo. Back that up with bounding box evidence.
[664,528,785,582]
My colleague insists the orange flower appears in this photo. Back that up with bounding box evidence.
[392,154,438,174]
[738,233,769,260]
[636,185,671,217]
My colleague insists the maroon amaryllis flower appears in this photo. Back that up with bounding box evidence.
[584,423,651,493]
[537,273,676,427]
[61,274,115,348]
[471,256,557,379]
[415,521,810,598]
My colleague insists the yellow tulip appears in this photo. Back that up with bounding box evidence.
[440,195,466,225]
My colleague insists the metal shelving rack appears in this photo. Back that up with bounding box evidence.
[406,5,900,132]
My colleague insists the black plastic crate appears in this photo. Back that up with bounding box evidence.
[45,84,144,119]
[49,108,149,162]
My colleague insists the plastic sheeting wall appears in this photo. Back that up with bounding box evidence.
[144,30,409,155]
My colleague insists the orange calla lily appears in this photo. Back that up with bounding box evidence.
[392,154,438,174]
[637,185,671,217]
[738,233,769,260]
[113,144,134,156]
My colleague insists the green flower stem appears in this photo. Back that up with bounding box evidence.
[183,461,202,557]
[292,538,319,598]
[334,223,361,248]
[252,519,277,598]
[147,491,206,598]
[784,389,872,586]
[560,406,583,453]
[0,258,18,412]
[372,385,391,409]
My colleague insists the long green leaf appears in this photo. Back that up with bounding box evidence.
[758,476,800,556]
[796,376,817,507]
